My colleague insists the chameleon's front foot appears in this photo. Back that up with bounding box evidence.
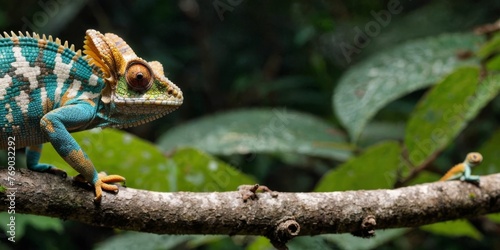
[45,166,68,178]
[74,173,126,203]
[29,163,68,178]
[460,175,480,183]
[94,173,126,203]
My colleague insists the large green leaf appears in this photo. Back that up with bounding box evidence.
[477,33,500,59]
[288,236,335,250]
[322,229,409,250]
[405,68,500,167]
[247,236,275,250]
[487,213,500,224]
[314,141,401,192]
[95,232,193,250]
[486,55,500,71]
[334,33,482,140]
[40,129,255,192]
[407,171,441,186]
[361,1,490,57]
[475,128,500,176]
[0,213,63,239]
[421,220,482,240]
[157,109,353,161]
[167,147,256,192]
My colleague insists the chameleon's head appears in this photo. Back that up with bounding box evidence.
[83,29,183,126]
[464,152,483,168]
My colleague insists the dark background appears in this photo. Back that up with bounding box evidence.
[1,0,499,249]
[1,0,497,138]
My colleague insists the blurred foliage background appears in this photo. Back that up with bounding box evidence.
[1,0,500,249]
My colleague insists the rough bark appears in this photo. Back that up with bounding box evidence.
[1,169,500,238]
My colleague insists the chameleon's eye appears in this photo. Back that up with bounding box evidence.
[468,152,483,164]
[125,62,153,92]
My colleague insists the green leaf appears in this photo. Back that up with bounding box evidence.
[407,171,441,186]
[334,33,482,140]
[486,213,500,223]
[486,54,500,71]
[322,229,409,250]
[157,109,353,161]
[357,121,406,147]
[314,141,401,191]
[166,147,256,192]
[361,1,488,57]
[288,236,334,250]
[40,129,255,192]
[0,213,63,239]
[40,129,166,179]
[247,237,274,250]
[185,235,236,249]
[405,68,500,167]
[421,220,482,240]
[477,33,500,59]
[475,128,500,176]
[95,232,193,250]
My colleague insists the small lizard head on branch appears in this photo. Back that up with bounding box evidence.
[464,152,483,168]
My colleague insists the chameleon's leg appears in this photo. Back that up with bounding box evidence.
[26,144,67,178]
[461,165,480,182]
[40,104,125,202]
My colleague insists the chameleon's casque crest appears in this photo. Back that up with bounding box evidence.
[83,29,183,120]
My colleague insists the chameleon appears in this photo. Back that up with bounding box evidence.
[439,152,483,183]
[0,29,183,202]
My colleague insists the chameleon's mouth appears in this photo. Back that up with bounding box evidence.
[106,98,182,129]
[112,95,183,115]
[112,72,183,115]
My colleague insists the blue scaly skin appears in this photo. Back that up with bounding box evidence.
[0,30,183,202]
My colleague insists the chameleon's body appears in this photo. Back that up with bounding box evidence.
[440,152,482,182]
[0,30,183,202]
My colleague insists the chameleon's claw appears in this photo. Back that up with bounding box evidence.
[45,167,67,178]
[94,173,126,203]
[73,174,87,183]
[460,175,480,183]
[29,163,67,178]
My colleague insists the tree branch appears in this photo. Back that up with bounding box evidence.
[1,169,500,238]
